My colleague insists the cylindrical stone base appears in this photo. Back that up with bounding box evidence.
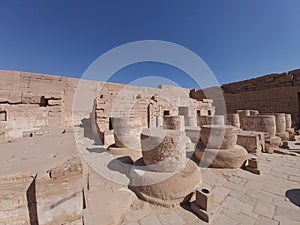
[113,117,142,150]
[129,158,202,207]
[200,125,237,149]
[255,115,276,138]
[163,115,185,131]
[276,132,289,141]
[141,128,186,172]
[194,145,248,169]
[225,114,240,129]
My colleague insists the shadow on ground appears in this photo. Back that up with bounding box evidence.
[81,116,103,146]
[286,189,300,207]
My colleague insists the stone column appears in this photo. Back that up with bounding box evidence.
[141,128,186,172]
[274,113,289,141]
[254,115,281,150]
[195,125,248,168]
[163,115,185,131]
[225,114,240,129]
[113,117,142,150]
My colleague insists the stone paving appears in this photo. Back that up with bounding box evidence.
[118,146,300,225]
[75,120,300,225]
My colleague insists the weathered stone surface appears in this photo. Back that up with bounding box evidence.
[200,125,237,149]
[198,115,225,126]
[141,128,186,172]
[225,114,240,129]
[195,145,248,168]
[129,159,202,207]
[237,130,264,154]
[48,156,82,179]
[163,115,185,131]
[113,117,143,150]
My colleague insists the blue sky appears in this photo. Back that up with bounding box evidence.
[0,0,299,88]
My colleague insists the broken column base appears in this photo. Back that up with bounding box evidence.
[264,136,281,153]
[276,132,289,141]
[129,159,202,207]
[288,134,296,141]
[286,128,295,135]
[190,201,220,223]
[194,145,248,169]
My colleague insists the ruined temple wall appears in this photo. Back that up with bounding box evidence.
[222,69,300,127]
[0,70,79,142]
[223,86,300,126]
[0,70,214,143]
[94,82,215,145]
[190,69,300,127]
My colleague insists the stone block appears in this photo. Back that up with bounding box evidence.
[195,188,214,211]
[48,156,82,179]
[248,157,259,168]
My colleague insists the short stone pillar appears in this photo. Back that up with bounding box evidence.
[163,115,185,131]
[113,117,142,150]
[191,188,217,223]
[225,114,240,129]
[141,128,186,172]
[195,125,248,168]
[245,157,260,175]
[274,113,289,141]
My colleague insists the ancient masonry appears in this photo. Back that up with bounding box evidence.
[0,69,299,224]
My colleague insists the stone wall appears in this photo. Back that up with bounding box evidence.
[190,69,300,127]
[93,82,215,146]
[0,70,215,144]
[0,70,80,142]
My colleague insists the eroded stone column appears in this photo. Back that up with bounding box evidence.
[141,128,186,172]
[113,117,142,150]
[129,127,202,207]
[254,115,281,151]
[200,125,237,149]
[285,113,294,136]
[225,114,240,129]
[163,115,185,131]
[195,125,248,168]
[274,113,289,141]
